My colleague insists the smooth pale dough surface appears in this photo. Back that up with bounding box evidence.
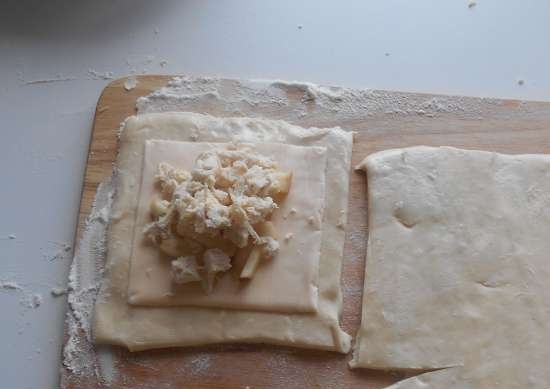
[92,112,353,353]
[128,140,326,313]
[351,146,550,388]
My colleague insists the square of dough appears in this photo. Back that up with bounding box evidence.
[128,139,327,313]
[92,112,353,353]
[351,146,550,388]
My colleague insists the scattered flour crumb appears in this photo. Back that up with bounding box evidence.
[8,234,16,239]
[160,60,168,67]
[297,25,303,30]
[21,293,43,309]
[0,281,23,290]
[51,287,68,297]
[189,354,211,375]
[24,77,77,85]
[468,0,477,8]
[97,105,110,113]
[0,281,47,310]
[31,293,42,308]
[284,233,293,242]
[123,76,138,91]
[307,216,315,225]
[88,69,114,80]
[517,79,525,86]
[44,242,73,262]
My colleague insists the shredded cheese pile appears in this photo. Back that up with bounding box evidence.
[144,144,292,292]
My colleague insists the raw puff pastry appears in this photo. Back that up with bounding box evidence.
[92,112,353,353]
[128,140,327,313]
[352,146,550,388]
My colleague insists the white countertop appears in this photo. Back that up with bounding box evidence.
[1,1,549,388]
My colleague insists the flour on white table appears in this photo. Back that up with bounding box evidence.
[51,287,68,297]
[14,66,77,86]
[24,77,77,85]
[42,242,72,262]
[1,281,46,310]
[88,69,115,80]
[20,293,43,309]
[0,281,23,290]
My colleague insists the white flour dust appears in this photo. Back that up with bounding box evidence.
[96,346,119,384]
[1,281,48,311]
[189,354,211,375]
[61,177,117,387]
[124,76,138,91]
[24,77,77,85]
[88,69,115,80]
[136,76,502,121]
[42,242,72,262]
[51,287,68,297]
[0,281,23,290]
[21,293,43,309]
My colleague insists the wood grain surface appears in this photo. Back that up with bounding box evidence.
[63,75,550,389]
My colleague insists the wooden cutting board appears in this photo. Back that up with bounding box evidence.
[64,75,550,389]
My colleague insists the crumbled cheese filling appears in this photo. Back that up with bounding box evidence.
[171,256,202,284]
[144,144,292,292]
